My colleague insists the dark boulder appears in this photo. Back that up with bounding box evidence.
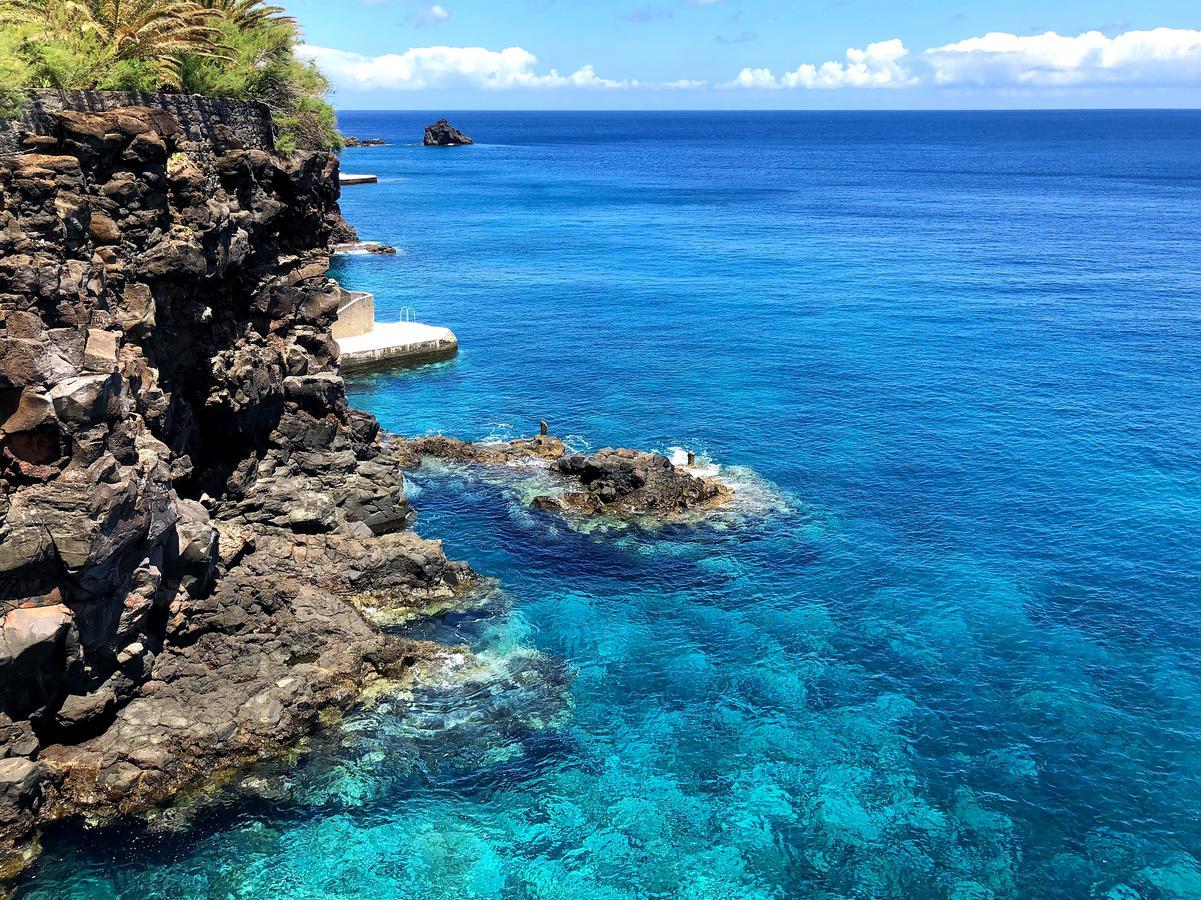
[423,119,475,147]
[397,434,734,522]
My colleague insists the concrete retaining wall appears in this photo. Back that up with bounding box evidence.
[0,90,275,155]
[337,323,459,372]
[332,291,375,340]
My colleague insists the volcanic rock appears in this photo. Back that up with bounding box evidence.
[394,434,734,521]
[423,119,475,147]
[0,103,481,871]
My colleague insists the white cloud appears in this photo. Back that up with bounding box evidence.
[728,67,777,89]
[405,4,450,28]
[299,27,1201,95]
[297,44,641,90]
[725,28,1201,90]
[726,39,915,89]
[926,28,1201,86]
[297,44,715,91]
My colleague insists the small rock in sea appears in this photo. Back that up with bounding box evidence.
[392,434,734,522]
[342,136,386,148]
[331,241,398,255]
[423,119,474,147]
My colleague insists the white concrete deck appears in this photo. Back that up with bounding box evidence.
[339,173,378,185]
[336,321,458,371]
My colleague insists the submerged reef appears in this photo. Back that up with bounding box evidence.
[394,434,735,522]
[0,99,479,872]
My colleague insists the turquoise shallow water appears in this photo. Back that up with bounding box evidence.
[17,111,1201,897]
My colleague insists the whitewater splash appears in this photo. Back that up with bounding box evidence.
[665,446,795,522]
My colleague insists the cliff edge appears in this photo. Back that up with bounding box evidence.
[0,98,474,872]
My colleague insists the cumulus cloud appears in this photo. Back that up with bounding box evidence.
[299,27,1201,95]
[726,39,915,89]
[726,28,1201,90]
[297,44,649,90]
[926,28,1201,86]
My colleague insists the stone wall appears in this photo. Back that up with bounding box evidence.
[0,90,275,155]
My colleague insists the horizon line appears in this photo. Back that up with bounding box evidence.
[335,107,1201,114]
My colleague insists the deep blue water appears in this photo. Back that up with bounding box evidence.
[19,111,1201,898]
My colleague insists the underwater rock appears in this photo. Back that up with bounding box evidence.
[313,647,573,804]
[393,434,735,522]
[423,119,475,147]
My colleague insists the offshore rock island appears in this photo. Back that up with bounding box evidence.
[423,119,475,147]
[0,97,479,872]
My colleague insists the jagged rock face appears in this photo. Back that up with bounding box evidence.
[541,448,733,518]
[423,119,475,147]
[394,435,734,520]
[0,104,475,870]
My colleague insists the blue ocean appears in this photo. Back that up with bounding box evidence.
[17,111,1201,897]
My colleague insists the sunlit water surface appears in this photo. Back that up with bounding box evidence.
[17,111,1201,898]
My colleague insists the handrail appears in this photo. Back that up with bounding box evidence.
[336,290,373,316]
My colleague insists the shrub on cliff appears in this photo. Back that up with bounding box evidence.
[177,12,340,151]
[0,0,340,150]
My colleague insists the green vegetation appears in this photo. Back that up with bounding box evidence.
[0,0,340,150]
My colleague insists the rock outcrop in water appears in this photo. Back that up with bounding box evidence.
[342,137,385,148]
[394,435,734,521]
[332,240,399,256]
[423,119,474,147]
[0,101,477,872]
[393,434,567,468]
[540,447,733,518]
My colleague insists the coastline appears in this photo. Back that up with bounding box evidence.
[0,94,729,879]
[0,95,484,875]
[7,100,1201,896]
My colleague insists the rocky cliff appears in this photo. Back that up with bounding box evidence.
[0,100,475,872]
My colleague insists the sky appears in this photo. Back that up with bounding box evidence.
[289,0,1201,109]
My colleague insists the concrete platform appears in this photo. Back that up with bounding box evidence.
[337,321,458,371]
[339,173,378,185]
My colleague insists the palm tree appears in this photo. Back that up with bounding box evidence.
[1,0,230,87]
[200,0,294,31]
